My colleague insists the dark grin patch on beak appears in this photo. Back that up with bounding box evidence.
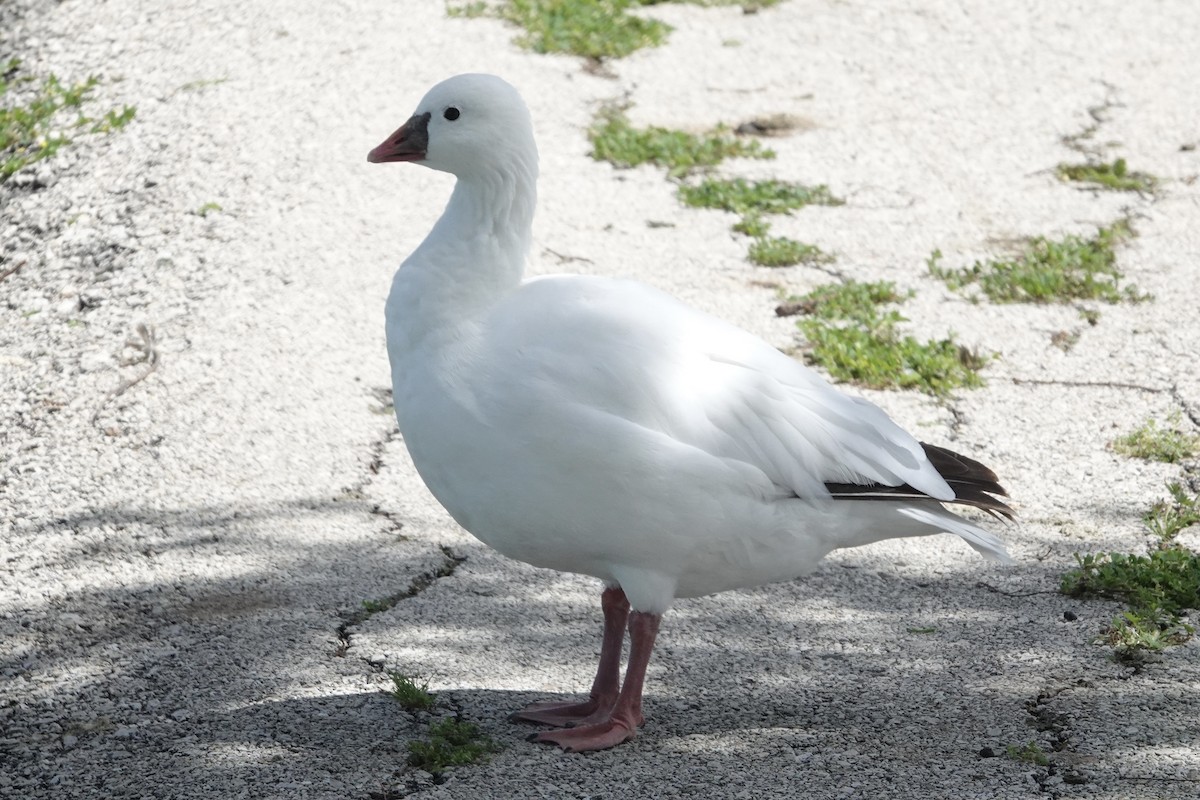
[368,111,431,163]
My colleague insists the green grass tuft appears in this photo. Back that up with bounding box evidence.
[407,719,500,776]
[589,109,773,177]
[1,60,135,180]
[457,1,782,59]
[1112,416,1200,464]
[195,202,223,217]
[732,213,770,237]
[790,280,904,318]
[678,178,842,265]
[1005,741,1050,766]
[387,672,436,712]
[1062,485,1200,660]
[789,280,986,396]
[360,598,393,614]
[1057,158,1157,192]
[447,0,491,17]
[1062,549,1200,616]
[499,0,672,59]
[748,236,831,267]
[927,220,1148,305]
[678,177,842,215]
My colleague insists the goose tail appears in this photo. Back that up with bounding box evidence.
[897,506,1014,563]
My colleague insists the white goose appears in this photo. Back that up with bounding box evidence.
[368,74,1012,753]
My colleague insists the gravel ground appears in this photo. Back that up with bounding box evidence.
[2,1,1199,798]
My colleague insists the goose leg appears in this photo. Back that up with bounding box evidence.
[530,610,661,752]
[509,586,630,727]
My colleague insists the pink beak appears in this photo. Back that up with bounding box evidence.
[368,111,430,164]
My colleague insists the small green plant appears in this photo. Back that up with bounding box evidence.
[790,280,904,317]
[1112,416,1200,464]
[360,597,394,614]
[1,61,135,180]
[1105,609,1194,652]
[928,220,1148,305]
[498,0,672,59]
[1057,158,1157,192]
[679,178,842,266]
[1062,515,1200,662]
[407,718,500,776]
[1005,741,1050,766]
[447,0,490,17]
[1144,483,1200,544]
[91,106,136,134]
[906,626,937,634]
[789,280,986,396]
[748,236,830,267]
[195,202,223,217]
[387,672,436,712]
[1062,549,1200,614]
[589,108,772,177]
[1062,483,1200,660]
[461,1,782,59]
[732,213,769,236]
[678,177,842,215]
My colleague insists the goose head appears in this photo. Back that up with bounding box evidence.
[367,73,536,180]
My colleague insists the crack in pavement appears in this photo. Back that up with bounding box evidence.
[335,544,467,660]
[331,387,468,659]
[1020,684,1089,796]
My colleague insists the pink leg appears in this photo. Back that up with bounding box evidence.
[510,587,630,727]
[530,610,662,752]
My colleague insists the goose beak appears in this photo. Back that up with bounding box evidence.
[368,111,431,163]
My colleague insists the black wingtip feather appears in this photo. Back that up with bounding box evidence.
[825,441,1016,520]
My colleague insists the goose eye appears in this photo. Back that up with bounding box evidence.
[444,107,460,121]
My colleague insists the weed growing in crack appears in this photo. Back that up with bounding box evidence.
[1062,485,1200,662]
[678,177,842,215]
[361,597,395,614]
[1062,549,1200,615]
[1104,609,1194,654]
[1,58,136,180]
[589,107,773,177]
[732,213,770,237]
[388,672,437,712]
[447,1,489,18]
[449,1,782,59]
[748,236,831,267]
[465,0,673,60]
[1057,158,1157,193]
[407,718,500,777]
[1144,483,1200,545]
[784,280,986,396]
[1005,741,1050,766]
[927,220,1149,305]
[1111,415,1200,464]
[678,177,842,266]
